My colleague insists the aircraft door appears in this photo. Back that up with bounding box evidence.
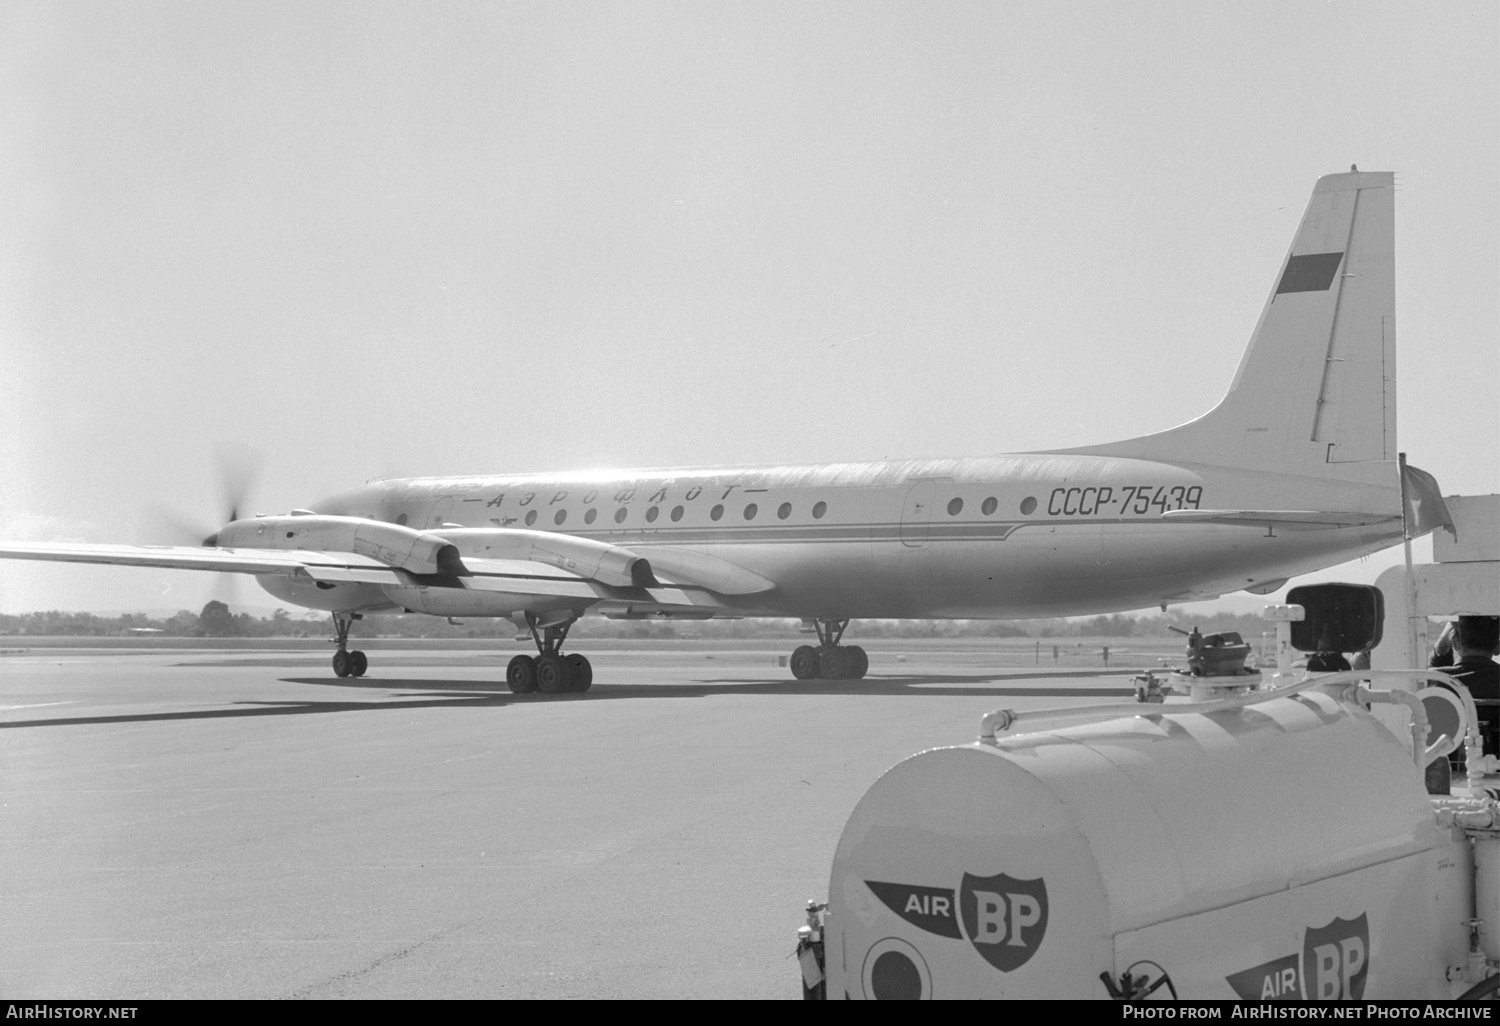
[900,480,935,547]
[426,496,457,529]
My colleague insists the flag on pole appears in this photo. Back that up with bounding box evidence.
[1399,457,1456,541]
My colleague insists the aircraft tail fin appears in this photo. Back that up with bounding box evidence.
[1059,170,1397,483]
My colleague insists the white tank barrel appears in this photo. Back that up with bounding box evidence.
[825,688,1452,999]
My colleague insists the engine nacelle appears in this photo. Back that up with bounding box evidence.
[431,528,654,589]
[255,574,396,613]
[215,515,464,576]
[821,687,1463,999]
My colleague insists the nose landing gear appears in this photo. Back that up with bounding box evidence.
[790,619,868,681]
[330,612,369,678]
[507,613,592,695]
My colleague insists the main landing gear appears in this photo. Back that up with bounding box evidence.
[790,619,868,681]
[330,612,369,678]
[507,614,592,695]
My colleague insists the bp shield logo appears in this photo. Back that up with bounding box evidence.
[1302,914,1369,999]
[958,872,1048,972]
[1226,912,1372,999]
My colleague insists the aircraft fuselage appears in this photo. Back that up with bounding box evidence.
[284,453,1402,621]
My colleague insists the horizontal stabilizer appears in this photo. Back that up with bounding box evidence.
[1160,509,1401,530]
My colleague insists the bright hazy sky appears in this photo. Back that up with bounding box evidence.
[1,0,1495,614]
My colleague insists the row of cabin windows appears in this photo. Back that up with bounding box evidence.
[946,496,1038,516]
[396,500,830,528]
[394,495,1039,528]
[558,499,830,526]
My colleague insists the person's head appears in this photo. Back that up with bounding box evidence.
[1454,616,1500,657]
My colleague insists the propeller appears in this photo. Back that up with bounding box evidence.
[216,442,261,526]
[138,445,265,608]
[203,443,263,546]
[142,444,264,548]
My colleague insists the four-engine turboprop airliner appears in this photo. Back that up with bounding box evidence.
[2,170,1436,694]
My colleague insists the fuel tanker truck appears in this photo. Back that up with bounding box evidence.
[796,583,1500,1000]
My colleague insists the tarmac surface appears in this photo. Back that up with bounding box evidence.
[1,640,1140,999]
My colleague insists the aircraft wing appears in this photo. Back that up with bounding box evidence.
[1159,509,1402,530]
[0,541,383,575]
[0,541,736,616]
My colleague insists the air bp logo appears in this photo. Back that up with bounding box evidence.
[959,873,1049,972]
[865,881,961,938]
[1302,915,1369,999]
[865,873,1049,973]
[1225,913,1369,999]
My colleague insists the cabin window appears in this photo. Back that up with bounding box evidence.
[614,507,628,524]
[947,498,963,516]
[777,502,792,520]
[396,513,408,526]
[743,503,758,520]
[646,506,659,523]
[525,510,537,526]
[981,496,998,516]
[711,504,724,521]
[554,509,567,525]
[584,508,597,525]
[1020,496,1037,515]
[812,501,827,519]
[670,505,684,522]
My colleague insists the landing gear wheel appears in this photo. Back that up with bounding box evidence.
[566,654,593,693]
[790,645,821,680]
[536,654,572,694]
[349,650,368,677]
[507,654,538,693]
[818,646,849,680]
[844,645,868,680]
[332,650,352,678]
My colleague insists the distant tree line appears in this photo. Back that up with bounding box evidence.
[0,603,314,638]
[0,603,1300,640]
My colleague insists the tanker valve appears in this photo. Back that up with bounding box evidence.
[1464,919,1491,984]
[796,901,828,1000]
[1100,961,1176,1000]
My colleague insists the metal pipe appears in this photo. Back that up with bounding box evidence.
[977,669,1474,749]
[978,673,1323,745]
[1354,684,1432,768]
[1476,837,1500,963]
